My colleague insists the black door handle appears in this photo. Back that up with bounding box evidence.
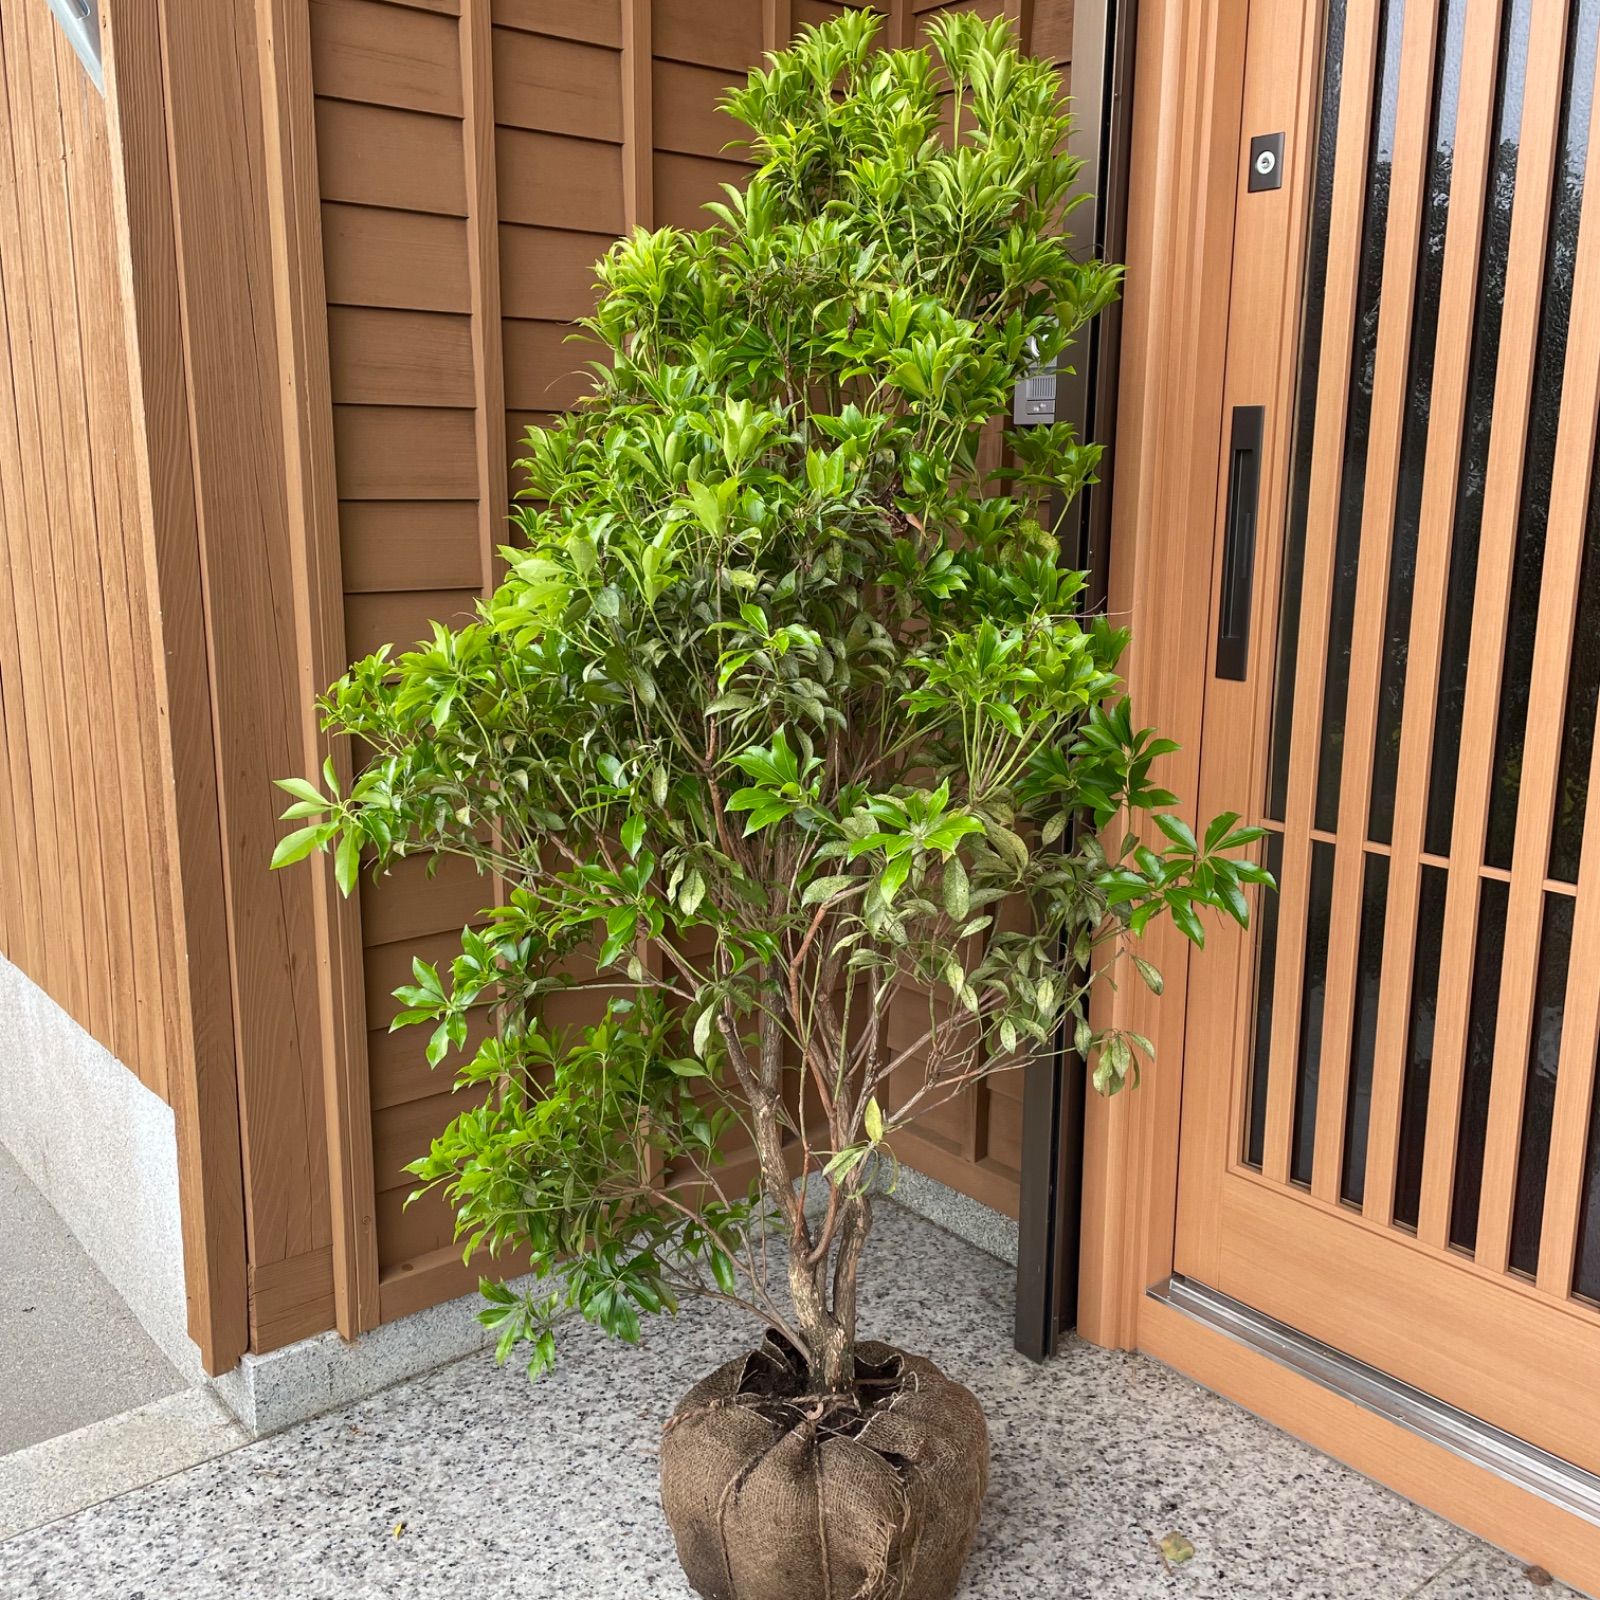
[1216,405,1263,681]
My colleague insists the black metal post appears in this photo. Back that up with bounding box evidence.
[1013,0,1137,1361]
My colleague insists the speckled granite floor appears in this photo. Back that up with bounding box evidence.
[0,1205,1574,1599]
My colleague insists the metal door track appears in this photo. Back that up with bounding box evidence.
[1148,1274,1600,1528]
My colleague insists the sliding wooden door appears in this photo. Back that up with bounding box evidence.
[1175,0,1600,1472]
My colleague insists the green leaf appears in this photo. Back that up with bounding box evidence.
[1155,814,1198,852]
[863,1096,884,1144]
[1216,879,1250,928]
[274,777,326,808]
[692,1007,716,1060]
[621,813,646,858]
[879,854,912,901]
[822,1145,866,1180]
[942,856,970,920]
[680,869,707,916]
[1134,956,1164,995]
[334,830,361,896]
[802,874,856,906]
[271,824,325,871]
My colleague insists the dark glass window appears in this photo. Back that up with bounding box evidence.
[1550,445,1600,883]
[1368,0,1468,843]
[1483,3,1599,868]
[1266,0,1349,822]
[1291,840,1339,1187]
[1394,864,1449,1229]
[1509,894,1575,1275]
[1449,877,1511,1251]
[1245,831,1286,1171]
[1313,0,1407,833]
[1572,1046,1600,1302]
[1340,852,1391,1205]
[1424,0,1533,855]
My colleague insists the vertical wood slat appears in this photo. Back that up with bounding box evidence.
[257,0,382,1337]
[1311,0,1443,1203]
[54,19,142,1070]
[1363,0,1507,1225]
[36,11,149,1075]
[100,0,252,1372]
[51,17,174,1089]
[91,1,195,1102]
[156,0,334,1288]
[763,0,794,55]
[1261,0,1384,1186]
[1002,0,1035,49]
[623,0,653,231]
[1418,0,1575,1249]
[0,256,36,976]
[1474,43,1600,1273]
[0,8,108,1039]
[464,0,508,570]
[0,27,50,993]
[0,64,81,1026]
[14,3,124,1049]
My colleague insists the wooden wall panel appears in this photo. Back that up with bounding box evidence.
[493,29,623,138]
[498,227,607,319]
[310,0,463,114]
[653,0,765,72]
[496,129,627,231]
[308,0,502,1325]
[151,0,345,1354]
[0,7,215,1114]
[322,204,472,312]
[100,0,254,1375]
[296,0,1078,1322]
[314,98,469,214]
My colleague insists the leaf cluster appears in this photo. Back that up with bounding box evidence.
[273,11,1270,1380]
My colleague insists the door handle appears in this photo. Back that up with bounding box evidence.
[1215,405,1264,681]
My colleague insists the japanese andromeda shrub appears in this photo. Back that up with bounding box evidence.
[274,11,1267,1397]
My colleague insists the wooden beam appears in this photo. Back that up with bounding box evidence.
[256,0,381,1339]
[100,0,250,1374]
[622,0,654,231]
[463,0,509,565]
[1076,0,1249,1344]
[763,0,794,54]
[149,0,336,1342]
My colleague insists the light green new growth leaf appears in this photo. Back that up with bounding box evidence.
[863,1096,885,1144]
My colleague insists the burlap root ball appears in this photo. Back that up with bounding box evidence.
[660,1332,988,1600]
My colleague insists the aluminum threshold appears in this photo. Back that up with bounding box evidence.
[1149,1273,1600,1528]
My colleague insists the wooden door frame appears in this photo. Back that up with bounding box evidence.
[1075,2,1600,1584]
[1076,0,1248,1355]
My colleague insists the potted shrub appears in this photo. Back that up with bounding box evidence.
[275,13,1266,1598]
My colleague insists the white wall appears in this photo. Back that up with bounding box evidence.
[0,955,203,1383]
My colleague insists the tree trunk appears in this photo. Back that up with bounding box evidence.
[784,1189,873,1396]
